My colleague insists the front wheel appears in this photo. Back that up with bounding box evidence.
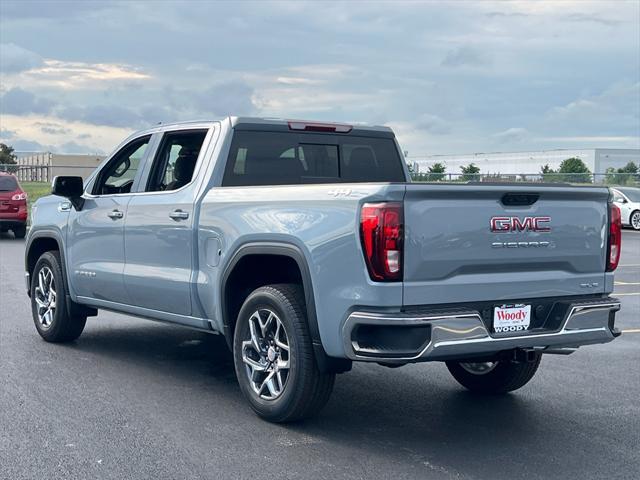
[30,251,87,342]
[630,210,640,231]
[233,284,335,422]
[446,354,542,394]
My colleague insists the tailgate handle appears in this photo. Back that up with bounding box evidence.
[501,193,539,206]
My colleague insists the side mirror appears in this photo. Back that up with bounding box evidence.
[52,176,85,210]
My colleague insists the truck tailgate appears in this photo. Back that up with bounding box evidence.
[402,184,610,306]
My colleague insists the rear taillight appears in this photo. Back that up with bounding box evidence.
[11,192,27,201]
[607,203,621,272]
[360,202,403,282]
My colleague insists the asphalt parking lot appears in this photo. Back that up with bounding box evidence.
[1,231,638,480]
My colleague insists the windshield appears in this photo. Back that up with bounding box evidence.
[619,187,640,202]
[0,176,19,191]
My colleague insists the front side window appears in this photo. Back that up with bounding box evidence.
[93,136,150,195]
[146,130,208,192]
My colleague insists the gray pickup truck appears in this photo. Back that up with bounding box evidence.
[25,117,622,422]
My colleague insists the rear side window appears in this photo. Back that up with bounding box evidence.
[0,176,19,191]
[222,131,405,186]
[146,130,208,192]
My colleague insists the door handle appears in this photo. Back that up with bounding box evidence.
[107,209,124,220]
[169,209,189,220]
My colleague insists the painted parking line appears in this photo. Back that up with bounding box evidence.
[614,292,640,296]
[614,281,640,285]
[622,329,640,334]
[618,264,640,268]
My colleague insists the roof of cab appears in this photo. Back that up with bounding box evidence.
[147,117,393,133]
[131,117,395,141]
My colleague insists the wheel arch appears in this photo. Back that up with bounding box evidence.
[220,242,350,374]
[25,229,67,296]
[26,229,99,316]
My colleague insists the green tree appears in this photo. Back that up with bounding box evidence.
[0,143,18,173]
[616,161,638,185]
[557,157,592,183]
[604,167,617,185]
[618,161,639,175]
[426,162,446,182]
[540,163,560,182]
[460,162,480,182]
[605,162,638,186]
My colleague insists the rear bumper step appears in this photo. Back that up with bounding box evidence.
[343,299,620,363]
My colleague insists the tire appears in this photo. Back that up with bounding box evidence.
[446,354,542,394]
[233,284,335,422]
[13,226,26,239]
[30,251,87,343]
[630,210,640,231]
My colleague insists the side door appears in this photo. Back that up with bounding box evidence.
[67,134,154,304]
[123,128,211,316]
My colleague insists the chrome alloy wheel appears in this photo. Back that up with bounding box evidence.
[241,309,291,400]
[34,266,56,329]
[459,361,498,375]
[632,211,640,230]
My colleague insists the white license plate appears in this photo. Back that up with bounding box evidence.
[493,304,531,333]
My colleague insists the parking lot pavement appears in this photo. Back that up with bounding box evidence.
[1,231,638,480]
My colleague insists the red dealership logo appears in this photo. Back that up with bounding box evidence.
[490,216,551,233]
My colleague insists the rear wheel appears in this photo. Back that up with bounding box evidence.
[13,225,26,239]
[446,354,542,394]
[30,251,86,342]
[233,284,335,422]
[630,210,640,231]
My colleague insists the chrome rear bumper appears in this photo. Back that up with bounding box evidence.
[343,299,621,362]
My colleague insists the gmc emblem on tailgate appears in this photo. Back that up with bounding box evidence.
[490,216,551,233]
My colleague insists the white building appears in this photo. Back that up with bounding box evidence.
[14,152,105,182]
[412,148,639,178]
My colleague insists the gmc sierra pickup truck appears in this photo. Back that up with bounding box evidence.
[25,117,622,422]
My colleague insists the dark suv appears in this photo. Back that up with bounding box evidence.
[0,172,28,238]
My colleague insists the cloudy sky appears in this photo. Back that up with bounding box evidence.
[0,0,638,159]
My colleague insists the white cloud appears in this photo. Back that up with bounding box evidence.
[415,114,452,134]
[20,59,151,89]
[0,43,44,73]
[546,80,640,134]
[441,46,490,68]
[493,127,529,143]
[2,114,130,154]
[0,1,637,155]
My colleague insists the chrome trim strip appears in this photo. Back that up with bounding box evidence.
[435,327,608,348]
[343,301,620,362]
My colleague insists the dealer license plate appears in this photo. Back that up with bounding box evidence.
[493,304,531,333]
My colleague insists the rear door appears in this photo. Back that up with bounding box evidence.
[402,184,610,306]
[123,127,211,316]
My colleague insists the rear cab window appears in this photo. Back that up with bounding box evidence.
[222,130,405,186]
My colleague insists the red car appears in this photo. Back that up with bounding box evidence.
[0,172,28,238]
